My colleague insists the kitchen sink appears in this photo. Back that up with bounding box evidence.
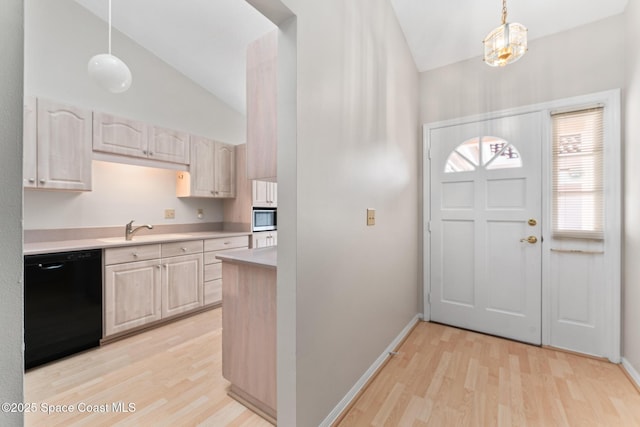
[97,233,193,243]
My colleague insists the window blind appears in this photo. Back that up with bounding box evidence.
[551,107,604,240]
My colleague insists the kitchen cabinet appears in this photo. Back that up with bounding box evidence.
[24,98,92,191]
[203,235,250,306]
[93,112,149,158]
[176,137,236,198]
[247,30,277,180]
[93,112,189,165]
[104,244,162,336]
[252,180,277,207]
[252,231,277,248]
[104,240,204,337]
[160,240,204,317]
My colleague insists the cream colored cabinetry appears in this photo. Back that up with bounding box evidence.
[104,240,204,337]
[247,30,277,180]
[149,126,190,164]
[160,240,203,317]
[104,244,162,336]
[252,231,277,248]
[93,113,189,165]
[203,235,250,306]
[93,112,149,158]
[252,180,277,207]
[176,137,236,198]
[23,98,92,191]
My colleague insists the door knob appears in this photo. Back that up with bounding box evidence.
[520,236,538,244]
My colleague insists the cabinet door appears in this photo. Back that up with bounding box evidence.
[252,231,277,248]
[247,30,278,180]
[23,97,37,188]
[161,253,203,318]
[37,99,92,190]
[188,136,215,197]
[104,259,162,336]
[252,180,277,207]
[149,126,190,164]
[214,142,236,198]
[93,112,149,158]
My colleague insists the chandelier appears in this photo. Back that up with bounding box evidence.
[483,0,527,67]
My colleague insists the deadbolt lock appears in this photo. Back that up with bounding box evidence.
[520,236,538,244]
[528,218,537,226]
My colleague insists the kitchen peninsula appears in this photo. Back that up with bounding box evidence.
[217,246,277,424]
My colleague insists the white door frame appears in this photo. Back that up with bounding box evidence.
[422,89,621,362]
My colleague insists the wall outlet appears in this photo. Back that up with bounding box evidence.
[367,208,375,226]
[164,209,175,219]
[197,208,204,219]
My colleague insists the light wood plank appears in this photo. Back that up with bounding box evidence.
[25,309,271,427]
[337,322,640,427]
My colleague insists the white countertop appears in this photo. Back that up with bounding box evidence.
[215,246,277,269]
[24,231,251,256]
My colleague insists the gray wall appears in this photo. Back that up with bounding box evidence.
[419,14,626,124]
[276,0,420,424]
[0,0,24,425]
[624,0,640,372]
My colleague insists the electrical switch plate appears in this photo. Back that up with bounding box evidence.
[164,209,175,219]
[367,208,375,226]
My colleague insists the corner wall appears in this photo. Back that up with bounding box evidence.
[0,0,24,425]
[277,0,420,424]
[624,0,640,376]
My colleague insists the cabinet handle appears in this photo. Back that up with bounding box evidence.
[142,150,148,155]
[156,264,161,269]
[132,252,138,258]
[149,152,154,156]
[39,179,46,184]
[164,264,168,268]
[224,241,230,245]
[28,178,35,183]
[181,247,187,252]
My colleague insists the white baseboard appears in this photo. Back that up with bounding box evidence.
[318,313,423,427]
[622,357,640,388]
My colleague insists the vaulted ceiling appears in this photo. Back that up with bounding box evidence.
[75,0,628,114]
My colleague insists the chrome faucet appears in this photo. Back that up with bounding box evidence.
[125,220,153,241]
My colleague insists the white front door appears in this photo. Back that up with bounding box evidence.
[429,112,542,344]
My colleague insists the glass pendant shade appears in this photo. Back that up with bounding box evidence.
[483,22,527,67]
[87,0,132,93]
[87,53,132,93]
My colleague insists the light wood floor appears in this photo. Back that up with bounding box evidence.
[337,321,640,427]
[25,308,271,427]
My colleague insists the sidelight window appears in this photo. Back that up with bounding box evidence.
[551,107,604,239]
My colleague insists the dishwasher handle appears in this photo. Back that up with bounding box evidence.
[37,263,65,270]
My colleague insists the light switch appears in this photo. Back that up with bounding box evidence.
[367,208,375,226]
[165,209,175,219]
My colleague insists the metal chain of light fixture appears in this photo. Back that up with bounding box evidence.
[501,0,508,25]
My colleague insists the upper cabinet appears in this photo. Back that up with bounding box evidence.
[93,113,189,165]
[23,98,92,191]
[246,30,277,180]
[176,136,236,198]
[252,180,277,207]
[149,126,190,164]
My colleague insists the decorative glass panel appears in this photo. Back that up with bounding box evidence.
[445,136,522,173]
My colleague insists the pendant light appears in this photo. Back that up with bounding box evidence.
[483,0,527,67]
[87,0,132,93]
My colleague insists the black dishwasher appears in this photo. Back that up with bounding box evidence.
[24,249,102,369]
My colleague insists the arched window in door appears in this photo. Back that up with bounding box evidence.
[444,136,522,173]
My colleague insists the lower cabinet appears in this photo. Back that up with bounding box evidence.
[104,259,162,336]
[203,235,250,306]
[161,253,204,318]
[104,240,203,337]
[252,231,277,248]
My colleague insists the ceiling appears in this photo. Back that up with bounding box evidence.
[75,0,628,114]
